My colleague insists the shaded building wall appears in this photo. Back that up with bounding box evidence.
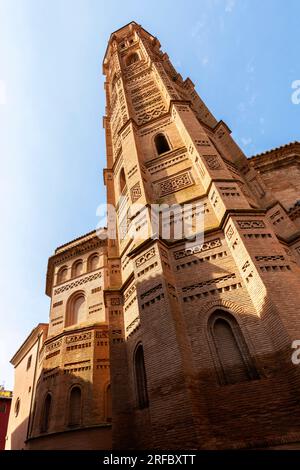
[5,326,47,450]
[102,22,300,450]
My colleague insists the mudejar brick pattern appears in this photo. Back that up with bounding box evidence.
[6,22,300,450]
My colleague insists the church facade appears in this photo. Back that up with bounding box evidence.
[6,22,300,450]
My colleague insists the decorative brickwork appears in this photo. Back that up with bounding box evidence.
[8,22,300,453]
[158,171,194,196]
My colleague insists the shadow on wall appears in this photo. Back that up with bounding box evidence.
[114,243,300,450]
[9,369,112,450]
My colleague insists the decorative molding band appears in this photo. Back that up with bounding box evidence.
[173,238,222,260]
[182,273,236,293]
[135,247,156,267]
[54,272,102,295]
[183,282,242,302]
[237,220,266,229]
[65,332,92,344]
[157,171,194,197]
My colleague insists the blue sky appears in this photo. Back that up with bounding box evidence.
[0,0,299,389]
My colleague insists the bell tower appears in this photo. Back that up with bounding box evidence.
[103,22,300,449]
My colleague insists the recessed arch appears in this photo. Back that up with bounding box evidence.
[14,397,20,417]
[71,259,83,278]
[134,343,149,409]
[154,133,171,155]
[208,309,259,385]
[119,168,126,193]
[40,393,52,433]
[57,266,68,284]
[111,73,118,90]
[68,385,82,427]
[65,291,86,327]
[126,52,140,66]
[87,253,100,272]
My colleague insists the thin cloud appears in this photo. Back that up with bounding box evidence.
[225,0,236,13]
[241,137,252,146]
[0,80,7,105]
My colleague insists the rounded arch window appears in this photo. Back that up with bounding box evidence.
[119,168,126,193]
[126,52,139,66]
[66,293,86,327]
[88,253,99,272]
[68,386,82,427]
[40,393,52,433]
[57,266,68,284]
[154,133,170,155]
[209,309,259,385]
[72,260,83,278]
[26,355,32,371]
[14,397,20,417]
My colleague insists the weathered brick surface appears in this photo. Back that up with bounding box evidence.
[7,22,300,451]
[102,23,300,450]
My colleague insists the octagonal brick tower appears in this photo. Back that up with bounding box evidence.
[103,22,300,450]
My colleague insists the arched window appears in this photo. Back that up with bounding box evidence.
[111,73,118,90]
[40,393,52,433]
[72,260,83,278]
[57,266,68,284]
[209,310,258,385]
[68,386,82,426]
[154,133,170,155]
[119,168,126,193]
[134,344,149,409]
[26,355,32,371]
[106,384,112,422]
[66,293,86,327]
[14,397,20,417]
[126,52,139,66]
[87,253,99,272]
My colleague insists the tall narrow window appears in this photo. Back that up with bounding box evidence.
[119,168,126,193]
[40,393,52,433]
[14,398,20,417]
[134,344,149,409]
[210,310,258,385]
[72,260,83,278]
[68,386,81,426]
[57,266,68,284]
[126,52,139,66]
[111,73,118,90]
[26,355,32,371]
[88,253,99,272]
[106,384,112,422]
[154,133,170,155]
[66,293,86,327]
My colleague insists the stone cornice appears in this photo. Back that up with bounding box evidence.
[44,322,108,346]
[249,141,300,172]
